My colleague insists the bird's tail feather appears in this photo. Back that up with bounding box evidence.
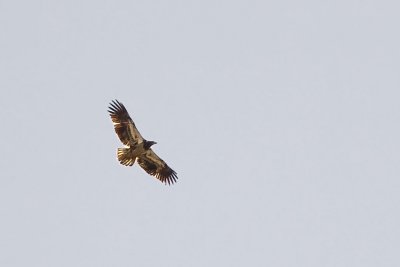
[117,148,135,166]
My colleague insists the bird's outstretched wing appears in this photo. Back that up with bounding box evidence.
[108,100,144,147]
[137,149,178,185]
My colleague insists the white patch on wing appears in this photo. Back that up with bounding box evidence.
[145,149,165,169]
[126,120,143,144]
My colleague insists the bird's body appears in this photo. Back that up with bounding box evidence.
[108,100,177,185]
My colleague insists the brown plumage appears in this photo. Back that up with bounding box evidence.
[108,100,178,185]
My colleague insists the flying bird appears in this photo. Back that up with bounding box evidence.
[108,100,178,185]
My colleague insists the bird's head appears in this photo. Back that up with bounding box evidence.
[144,140,157,149]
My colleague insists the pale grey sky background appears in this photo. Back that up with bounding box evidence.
[1,0,399,266]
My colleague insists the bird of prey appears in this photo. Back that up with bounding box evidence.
[108,100,178,185]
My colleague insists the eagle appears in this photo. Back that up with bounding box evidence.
[108,100,178,185]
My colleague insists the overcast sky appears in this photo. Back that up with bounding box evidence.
[1,0,399,266]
